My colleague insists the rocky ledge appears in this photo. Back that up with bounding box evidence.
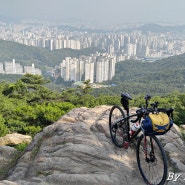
[0,106,185,185]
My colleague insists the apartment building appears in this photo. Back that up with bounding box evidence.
[4,59,23,74]
[60,54,116,83]
[0,59,42,75]
[0,63,4,73]
[24,63,42,75]
[85,61,94,83]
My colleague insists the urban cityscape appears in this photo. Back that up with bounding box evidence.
[1,23,185,83]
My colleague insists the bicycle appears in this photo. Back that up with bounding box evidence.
[109,93,174,185]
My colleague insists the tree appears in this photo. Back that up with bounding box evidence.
[82,79,92,95]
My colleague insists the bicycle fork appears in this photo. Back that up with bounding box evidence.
[143,136,155,163]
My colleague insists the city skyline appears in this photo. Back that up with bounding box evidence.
[0,0,185,26]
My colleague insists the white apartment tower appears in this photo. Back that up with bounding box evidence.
[24,63,42,75]
[108,58,116,80]
[60,60,66,80]
[126,44,137,56]
[77,60,85,81]
[0,63,4,73]
[5,59,23,74]
[61,57,70,81]
[96,60,104,83]
[85,61,94,83]
[95,58,109,83]
[69,58,78,82]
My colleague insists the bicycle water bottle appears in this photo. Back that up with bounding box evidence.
[130,122,140,136]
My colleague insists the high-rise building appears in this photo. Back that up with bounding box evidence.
[24,63,42,75]
[61,57,70,81]
[85,61,94,83]
[4,59,23,74]
[125,44,137,56]
[95,57,110,83]
[108,58,116,80]
[49,39,54,50]
[77,60,85,81]
[0,63,4,73]
[69,58,78,82]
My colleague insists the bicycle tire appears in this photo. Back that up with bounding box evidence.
[136,134,168,185]
[109,105,127,148]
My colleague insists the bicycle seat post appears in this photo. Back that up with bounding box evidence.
[144,94,151,109]
[121,93,132,116]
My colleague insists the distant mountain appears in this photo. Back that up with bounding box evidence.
[136,23,185,33]
[112,23,185,33]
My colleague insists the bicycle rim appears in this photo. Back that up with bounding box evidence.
[109,105,127,148]
[136,135,167,185]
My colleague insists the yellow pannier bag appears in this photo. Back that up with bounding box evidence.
[149,113,170,133]
[141,112,173,135]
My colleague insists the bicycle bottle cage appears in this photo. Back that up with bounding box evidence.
[121,93,132,111]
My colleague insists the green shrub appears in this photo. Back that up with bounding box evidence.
[23,125,42,137]
[5,119,27,134]
[0,114,8,137]
[14,143,28,151]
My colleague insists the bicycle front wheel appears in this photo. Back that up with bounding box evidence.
[109,105,127,148]
[136,134,167,185]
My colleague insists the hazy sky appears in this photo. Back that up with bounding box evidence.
[0,0,184,26]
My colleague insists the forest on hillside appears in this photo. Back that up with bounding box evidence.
[105,56,185,96]
[0,74,185,139]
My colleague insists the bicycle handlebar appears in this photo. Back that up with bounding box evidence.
[120,93,174,120]
[131,107,174,123]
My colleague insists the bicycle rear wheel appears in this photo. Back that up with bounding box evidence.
[136,134,167,185]
[109,105,127,148]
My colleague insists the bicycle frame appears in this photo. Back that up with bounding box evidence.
[115,112,142,142]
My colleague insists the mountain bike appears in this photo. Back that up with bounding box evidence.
[109,93,174,185]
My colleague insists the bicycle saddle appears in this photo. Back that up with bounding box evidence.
[121,93,132,100]
[145,94,151,100]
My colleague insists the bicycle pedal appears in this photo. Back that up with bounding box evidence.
[123,141,130,149]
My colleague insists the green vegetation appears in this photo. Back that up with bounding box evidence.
[105,56,185,96]
[0,73,185,138]
[0,74,75,137]
[14,143,28,151]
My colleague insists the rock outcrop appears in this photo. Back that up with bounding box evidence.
[0,106,185,185]
[0,146,18,180]
[0,133,32,146]
[0,133,32,180]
